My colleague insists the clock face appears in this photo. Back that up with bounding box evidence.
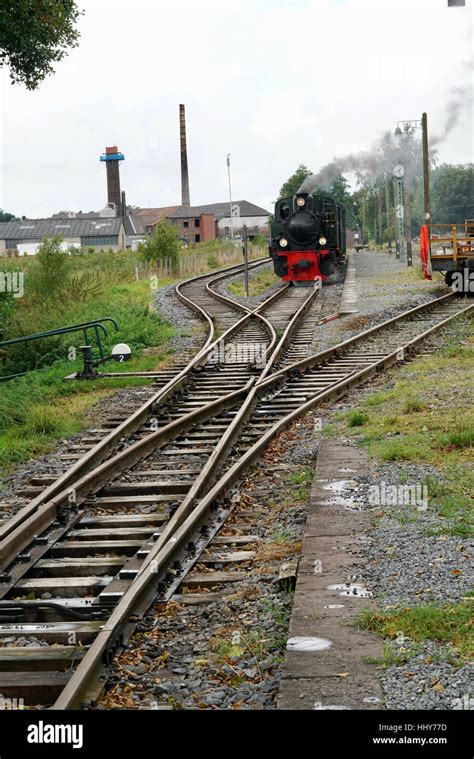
[393,163,405,178]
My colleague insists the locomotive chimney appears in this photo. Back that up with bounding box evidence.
[100,146,125,216]
[179,104,191,207]
[294,191,309,209]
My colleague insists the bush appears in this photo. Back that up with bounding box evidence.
[30,235,71,299]
[140,219,180,273]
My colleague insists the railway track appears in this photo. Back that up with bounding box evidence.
[0,258,318,708]
[0,265,470,709]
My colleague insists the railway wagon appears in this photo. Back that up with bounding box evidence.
[421,221,474,293]
[269,192,346,285]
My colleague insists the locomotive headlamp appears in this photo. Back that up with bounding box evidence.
[319,236,327,245]
[279,238,288,247]
[296,197,306,207]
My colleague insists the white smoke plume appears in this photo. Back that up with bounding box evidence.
[298,133,423,193]
[299,60,473,194]
[432,57,473,145]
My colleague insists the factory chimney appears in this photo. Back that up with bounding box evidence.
[99,146,125,216]
[179,104,191,207]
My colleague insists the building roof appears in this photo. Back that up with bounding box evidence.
[51,211,100,219]
[129,207,180,234]
[168,201,271,220]
[0,217,124,240]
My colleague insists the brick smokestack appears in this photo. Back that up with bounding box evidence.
[179,104,191,207]
[100,146,125,215]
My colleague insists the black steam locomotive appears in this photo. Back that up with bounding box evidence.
[269,192,346,284]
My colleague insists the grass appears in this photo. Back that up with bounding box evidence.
[228,267,278,297]
[326,317,474,536]
[0,352,172,469]
[362,266,445,293]
[438,428,474,449]
[0,240,264,471]
[286,468,313,486]
[403,397,426,413]
[347,409,369,427]
[0,270,176,470]
[358,601,473,662]
[271,525,295,543]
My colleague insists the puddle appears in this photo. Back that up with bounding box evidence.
[363,696,381,704]
[327,582,373,598]
[323,604,345,609]
[320,479,357,493]
[287,637,332,652]
[313,495,356,508]
[314,703,352,710]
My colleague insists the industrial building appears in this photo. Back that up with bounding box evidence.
[0,105,270,255]
[128,201,270,246]
[0,214,127,255]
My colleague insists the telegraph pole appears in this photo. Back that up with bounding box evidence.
[384,175,392,250]
[404,177,413,266]
[227,153,234,240]
[243,225,249,297]
[422,112,430,225]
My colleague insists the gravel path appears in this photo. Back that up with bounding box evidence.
[311,251,445,352]
[153,282,205,356]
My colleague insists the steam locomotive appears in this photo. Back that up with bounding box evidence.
[269,192,346,284]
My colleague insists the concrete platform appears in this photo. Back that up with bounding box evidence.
[338,255,358,315]
[277,439,383,710]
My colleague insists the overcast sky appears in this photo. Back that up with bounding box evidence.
[0,0,472,218]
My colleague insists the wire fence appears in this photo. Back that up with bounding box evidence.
[134,246,264,280]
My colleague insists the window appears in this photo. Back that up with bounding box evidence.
[194,234,200,243]
[194,218,200,228]
[80,235,119,247]
[183,221,189,228]
[6,239,41,249]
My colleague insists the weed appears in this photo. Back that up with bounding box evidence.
[357,602,473,660]
[347,410,369,427]
[404,397,426,413]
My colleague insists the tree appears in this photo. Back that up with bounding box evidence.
[0,209,18,222]
[279,164,313,199]
[140,219,180,273]
[412,163,473,225]
[319,175,358,229]
[0,1,82,90]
